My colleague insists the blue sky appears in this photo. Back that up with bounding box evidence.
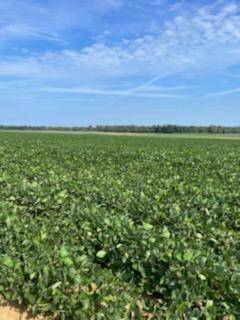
[0,0,240,126]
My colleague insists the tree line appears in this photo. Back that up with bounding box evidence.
[0,125,240,134]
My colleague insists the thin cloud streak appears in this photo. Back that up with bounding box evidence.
[0,24,63,42]
[110,74,169,103]
[42,85,187,99]
[205,87,240,98]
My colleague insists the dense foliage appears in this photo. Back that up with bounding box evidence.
[0,132,239,319]
[1,124,240,134]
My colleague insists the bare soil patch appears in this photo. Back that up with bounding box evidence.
[0,304,45,320]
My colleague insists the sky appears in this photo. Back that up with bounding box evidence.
[0,0,240,126]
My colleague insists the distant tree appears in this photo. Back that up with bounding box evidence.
[0,124,240,134]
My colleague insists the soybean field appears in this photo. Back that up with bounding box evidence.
[0,132,240,319]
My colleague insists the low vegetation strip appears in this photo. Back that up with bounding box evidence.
[93,131,240,140]
[0,132,239,319]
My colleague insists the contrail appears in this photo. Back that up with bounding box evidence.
[110,73,169,104]
[204,87,240,98]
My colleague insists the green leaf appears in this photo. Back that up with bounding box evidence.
[63,257,74,266]
[198,273,207,280]
[2,256,14,268]
[96,250,107,259]
[51,281,62,290]
[30,272,36,280]
[215,264,225,278]
[183,250,194,261]
[206,300,214,309]
[59,246,69,258]
[143,222,153,231]
[162,226,170,238]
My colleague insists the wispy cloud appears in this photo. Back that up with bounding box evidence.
[0,0,240,110]
[205,87,240,98]
[0,24,62,41]
[0,1,240,81]
[42,85,187,99]
[0,0,124,42]
[141,85,190,92]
